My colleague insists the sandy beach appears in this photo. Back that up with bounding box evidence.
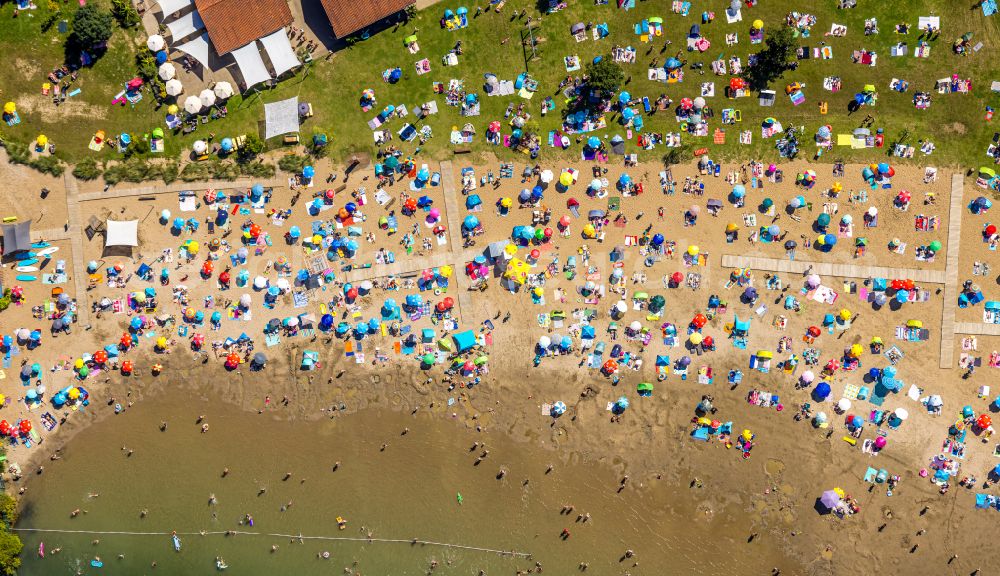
[2,151,999,575]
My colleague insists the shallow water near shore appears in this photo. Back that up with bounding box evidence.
[13,384,796,576]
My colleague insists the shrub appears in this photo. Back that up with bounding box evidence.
[135,52,158,81]
[2,141,30,165]
[240,161,276,179]
[209,160,240,181]
[126,138,150,157]
[180,162,209,181]
[103,158,160,184]
[161,161,179,184]
[110,0,141,28]
[239,133,265,159]
[72,157,102,180]
[277,153,308,174]
[29,155,65,177]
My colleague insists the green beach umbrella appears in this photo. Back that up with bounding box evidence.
[637,382,654,393]
[928,240,942,252]
[649,295,666,313]
[817,213,831,226]
[474,355,489,365]
[422,353,435,365]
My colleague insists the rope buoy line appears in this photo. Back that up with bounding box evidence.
[12,528,532,558]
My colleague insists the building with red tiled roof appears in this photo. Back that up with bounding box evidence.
[319,0,413,39]
[195,0,293,55]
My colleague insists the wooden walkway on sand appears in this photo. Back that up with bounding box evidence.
[719,255,946,284]
[939,174,965,368]
[64,174,91,326]
[724,172,967,368]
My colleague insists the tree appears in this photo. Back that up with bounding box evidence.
[0,530,21,576]
[71,5,114,49]
[585,58,625,97]
[742,26,796,91]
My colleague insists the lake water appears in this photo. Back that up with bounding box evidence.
[16,388,793,575]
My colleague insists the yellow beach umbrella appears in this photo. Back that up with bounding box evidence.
[68,387,80,400]
[74,358,85,370]
[156,336,168,349]
[3,102,15,114]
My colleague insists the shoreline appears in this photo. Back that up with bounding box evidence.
[2,153,998,574]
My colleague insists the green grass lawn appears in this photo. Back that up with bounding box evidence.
[2,0,999,169]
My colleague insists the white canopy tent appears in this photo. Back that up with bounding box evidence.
[259,29,300,78]
[231,42,271,90]
[263,96,299,139]
[165,10,204,41]
[105,220,139,248]
[174,34,211,69]
[157,0,192,16]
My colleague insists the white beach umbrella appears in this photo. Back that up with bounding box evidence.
[147,35,165,51]
[199,88,217,108]
[183,95,202,114]
[836,398,852,412]
[192,140,208,154]
[540,170,554,183]
[253,276,269,290]
[538,335,551,349]
[165,79,184,97]
[213,81,234,99]
[276,278,290,292]
[158,62,176,81]
[239,294,252,308]
[893,408,909,421]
